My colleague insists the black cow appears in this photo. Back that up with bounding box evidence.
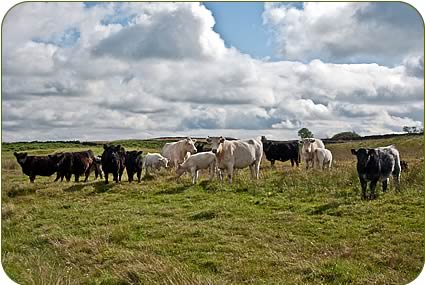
[14,152,58,183]
[101,144,126,184]
[52,150,97,182]
[125,150,143,182]
[351,146,401,200]
[194,141,211,153]
[261,136,300,167]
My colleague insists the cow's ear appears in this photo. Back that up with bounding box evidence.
[310,139,315,142]
[219,136,225,143]
[206,137,211,143]
[137,151,143,156]
[103,144,108,150]
[368,149,377,156]
[351,149,357,155]
[13,152,18,157]
[192,139,197,143]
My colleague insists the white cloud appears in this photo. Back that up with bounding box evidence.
[1,2,423,142]
[263,2,424,66]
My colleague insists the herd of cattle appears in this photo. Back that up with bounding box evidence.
[12,136,405,199]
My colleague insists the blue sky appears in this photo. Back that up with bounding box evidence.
[203,2,275,60]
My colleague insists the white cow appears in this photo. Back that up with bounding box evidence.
[161,137,197,168]
[314,148,333,170]
[206,136,262,183]
[301,138,325,169]
[142,153,169,176]
[176,152,217,184]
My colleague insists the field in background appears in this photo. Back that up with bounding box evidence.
[1,135,424,284]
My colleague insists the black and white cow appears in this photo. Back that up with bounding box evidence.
[351,145,401,200]
[261,136,300,167]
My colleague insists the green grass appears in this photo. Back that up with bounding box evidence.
[1,136,424,284]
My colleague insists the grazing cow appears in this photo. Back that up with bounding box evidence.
[101,144,126,184]
[14,152,58,182]
[351,145,401,200]
[176,152,217,184]
[125,150,143,182]
[261,136,300,167]
[206,136,262,183]
[160,137,197,168]
[301,138,325,169]
[142,153,169,176]
[314,148,333,170]
[53,150,97,182]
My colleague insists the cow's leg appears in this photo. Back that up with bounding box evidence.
[360,178,367,200]
[113,172,118,183]
[84,166,91,182]
[209,164,215,180]
[54,173,60,182]
[290,159,295,167]
[271,160,275,167]
[119,168,124,182]
[137,170,142,183]
[65,173,71,182]
[393,171,401,192]
[128,171,133,183]
[75,175,80,182]
[29,175,35,183]
[105,172,109,184]
[227,165,234,184]
[191,168,197,184]
[249,165,255,179]
[382,178,388,193]
[369,180,378,200]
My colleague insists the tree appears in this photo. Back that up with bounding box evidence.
[298,128,314,139]
[331,131,361,140]
[403,126,423,134]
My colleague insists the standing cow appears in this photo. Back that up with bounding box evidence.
[53,150,97,182]
[207,136,262,184]
[160,137,197,168]
[314,148,333,170]
[301,138,325,169]
[101,144,126,184]
[125,150,143,182]
[176,152,217,184]
[261,136,300,167]
[351,145,401,200]
[14,152,58,183]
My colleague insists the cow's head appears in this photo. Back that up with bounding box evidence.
[302,138,316,153]
[14,152,28,165]
[183,137,197,154]
[207,136,225,154]
[351,148,377,167]
[175,163,185,177]
[160,157,169,168]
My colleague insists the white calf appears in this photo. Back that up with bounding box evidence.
[301,138,325,169]
[142,153,169,176]
[176,152,217,184]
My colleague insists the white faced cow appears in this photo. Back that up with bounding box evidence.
[301,138,325,169]
[160,137,197,168]
[206,136,262,184]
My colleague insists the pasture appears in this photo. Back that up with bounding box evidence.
[1,135,424,284]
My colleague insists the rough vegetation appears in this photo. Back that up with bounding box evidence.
[1,136,423,284]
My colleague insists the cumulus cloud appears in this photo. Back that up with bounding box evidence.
[263,2,424,65]
[1,2,423,142]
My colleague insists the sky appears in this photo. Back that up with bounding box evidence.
[1,2,424,142]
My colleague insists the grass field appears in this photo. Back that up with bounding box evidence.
[1,135,424,284]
